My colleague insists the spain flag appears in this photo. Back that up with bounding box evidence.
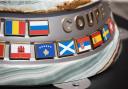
[29,20,49,36]
[91,31,103,48]
[5,20,26,36]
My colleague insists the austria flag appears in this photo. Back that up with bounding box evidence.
[10,44,31,60]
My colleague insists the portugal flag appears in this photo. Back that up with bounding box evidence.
[91,31,103,48]
[10,44,31,60]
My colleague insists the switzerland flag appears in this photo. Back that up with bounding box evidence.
[107,18,115,35]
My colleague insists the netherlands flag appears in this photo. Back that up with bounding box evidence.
[29,21,49,36]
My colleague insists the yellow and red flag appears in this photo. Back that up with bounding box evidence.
[91,31,103,48]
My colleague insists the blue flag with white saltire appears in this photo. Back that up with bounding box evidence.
[58,40,76,57]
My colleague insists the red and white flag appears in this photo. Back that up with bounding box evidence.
[0,43,5,58]
[107,18,115,35]
[10,44,31,59]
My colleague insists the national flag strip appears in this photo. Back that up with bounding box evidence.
[0,18,114,59]
[101,24,111,42]
[29,20,49,36]
[57,40,76,57]
[107,18,115,35]
[35,43,55,59]
[10,44,31,60]
[0,43,5,59]
[76,36,92,53]
[91,31,103,48]
[5,20,26,36]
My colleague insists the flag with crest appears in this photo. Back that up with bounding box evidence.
[10,44,31,59]
[76,36,92,53]
[35,43,55,59]
[91,31,103,48]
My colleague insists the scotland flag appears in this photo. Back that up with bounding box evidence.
[58,40,76,57]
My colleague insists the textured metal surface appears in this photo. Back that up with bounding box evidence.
[54,78,91,89]
[0,1,114,63]
[0,1,121,85]
[0,24,120,85]
[0,1,110,43]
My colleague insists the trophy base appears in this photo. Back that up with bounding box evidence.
[54,78,91,89]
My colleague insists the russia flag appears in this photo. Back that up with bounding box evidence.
[29,21,49,36]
